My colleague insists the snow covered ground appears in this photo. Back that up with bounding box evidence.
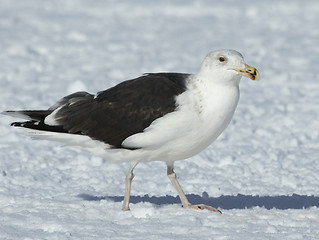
[1,0,319,239]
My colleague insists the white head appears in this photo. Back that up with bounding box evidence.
[197,49,259,85]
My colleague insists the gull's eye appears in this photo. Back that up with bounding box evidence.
[218,56,226,62]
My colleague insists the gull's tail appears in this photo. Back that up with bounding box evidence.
[2,91,93,133]
[2,110,68,134]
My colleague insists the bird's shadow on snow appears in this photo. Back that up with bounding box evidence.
[77,192,319,210]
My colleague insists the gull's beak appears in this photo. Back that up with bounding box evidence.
[233,64,260,80]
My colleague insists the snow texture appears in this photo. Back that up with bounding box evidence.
[1,0,319,239]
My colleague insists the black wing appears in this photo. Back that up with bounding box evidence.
[8,73,189,149]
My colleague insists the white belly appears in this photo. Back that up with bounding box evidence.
[157,87,239,161]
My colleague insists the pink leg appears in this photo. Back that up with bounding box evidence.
[122,162,138,211]
[167,163,222,214]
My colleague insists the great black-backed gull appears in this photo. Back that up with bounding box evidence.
[3,49,259,213]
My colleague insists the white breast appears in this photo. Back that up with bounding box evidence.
[163,80,239,160]
[188,81,240,154]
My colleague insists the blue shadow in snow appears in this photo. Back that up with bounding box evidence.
[77,193,319,210]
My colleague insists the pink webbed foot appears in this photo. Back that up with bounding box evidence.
[183,204,222,214]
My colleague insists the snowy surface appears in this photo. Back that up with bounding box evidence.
[1,0,319,239]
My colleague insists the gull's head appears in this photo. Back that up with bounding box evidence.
[197,49,259,85]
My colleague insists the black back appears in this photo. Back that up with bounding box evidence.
[11,73,189,149]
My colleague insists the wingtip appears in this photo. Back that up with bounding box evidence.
[10,122,25,127]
